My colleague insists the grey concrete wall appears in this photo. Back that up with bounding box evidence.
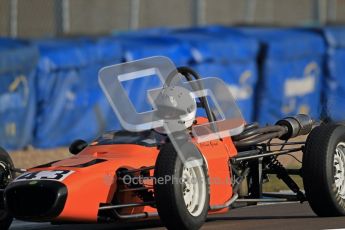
[139,0,192,28]
[0,0,55,37]
[0,0,9,36]
[272,0,312,25]
[68,0,130,34]
[205,0,246,25]
[336,0,345,22]
[17,0,56,37]
[0,0,345,38]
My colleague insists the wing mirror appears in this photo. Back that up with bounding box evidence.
[69,139,88,155]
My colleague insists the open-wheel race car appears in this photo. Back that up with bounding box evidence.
[0,56,345,230]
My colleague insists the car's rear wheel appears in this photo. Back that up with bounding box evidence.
[303,124,345,216]
[0,147,15,230]
[154,143,209,230]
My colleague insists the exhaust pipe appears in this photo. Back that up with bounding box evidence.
[276,114,314,140]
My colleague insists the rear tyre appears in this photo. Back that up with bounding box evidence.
[0,147,14,230]
[303,124,345,216]
[154,143,209,230]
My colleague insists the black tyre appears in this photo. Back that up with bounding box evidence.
[303,124,345,216]
[0,147,14,230]
[154,143,209,230]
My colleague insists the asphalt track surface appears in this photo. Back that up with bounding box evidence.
[10,202,345,230]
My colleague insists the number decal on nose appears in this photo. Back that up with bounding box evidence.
[15,170,74,182]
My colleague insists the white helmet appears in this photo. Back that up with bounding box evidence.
[153,85,196,133]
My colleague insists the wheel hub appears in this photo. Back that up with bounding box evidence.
[182,165,206,217]
[334,142,345,199]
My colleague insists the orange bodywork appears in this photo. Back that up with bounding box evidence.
[23,117,240,222]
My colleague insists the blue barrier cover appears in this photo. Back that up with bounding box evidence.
[239,28,326,124]
[323,27,345,121]
[116,34,192,67]
[170,25,259,64]
[0,38,38,150]
[240,27,325,59]
[325,49,345,121]
[191,62,257,122]
[33,38,122,148]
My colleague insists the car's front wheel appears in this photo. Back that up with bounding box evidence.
[154,143,209,230]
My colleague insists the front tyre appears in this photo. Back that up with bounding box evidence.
[154,143,209,230]
[0,147,14,230]
[303,124,345,216]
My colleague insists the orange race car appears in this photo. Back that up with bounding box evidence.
[0,57,345,230]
